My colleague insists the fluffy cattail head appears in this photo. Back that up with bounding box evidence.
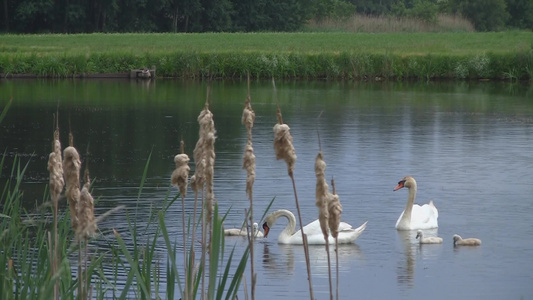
[77,169,96,240]
[63,146,81,231]
[242,96,255,138]
[273,123,297,176]
[315,152,329,240]
[47,129,64,202]
[193,101,217,225]
[171,153,190,197]
[242,141,256,200]
[328,179,343,239]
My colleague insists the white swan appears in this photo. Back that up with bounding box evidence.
[393,176,438,230]
[416,230,443,244]
[453,234,481,246]
[224,222,264,238]
[262,209,367,245]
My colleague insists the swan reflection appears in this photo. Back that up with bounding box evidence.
[396,228,441,288]
[261,242,364,277]
[261,243,295,278]
[396,230,417,288]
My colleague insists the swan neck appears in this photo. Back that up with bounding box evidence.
[403,186,417,218]
[273,210,297,237]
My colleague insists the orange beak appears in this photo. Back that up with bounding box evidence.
[393,181,405,191]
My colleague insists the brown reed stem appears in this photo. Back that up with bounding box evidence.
[78,239,83,300]
[48,111,63,300]
[201,189,207,300]
[289,173,315,300]
[243,72,256,300]
[325,239,333,300]
[181,196,189,300]
[331,178,340,300]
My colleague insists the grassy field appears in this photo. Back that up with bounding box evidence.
[1,32,532,79]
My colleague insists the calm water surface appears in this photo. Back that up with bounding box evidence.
[1,79,532,300]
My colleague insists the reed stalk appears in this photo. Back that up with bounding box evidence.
[171,140,190,300]
[272,79,314,300]
[191,88,217,300]
[46,113,64,300]
[315,151,333,300]
[329,179,343,300]
[242,74,257,300]
[78,167,96,300]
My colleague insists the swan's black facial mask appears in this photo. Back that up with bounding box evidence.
[394,180,406,191]
[262,223,270,237]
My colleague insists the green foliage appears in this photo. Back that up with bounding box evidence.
[505,0,533,30]
[0,32,531,80]
[448,0,510,31]
[2,0,533,33]
[407,0,438,23]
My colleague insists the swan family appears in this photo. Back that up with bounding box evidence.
[225,176,480,247]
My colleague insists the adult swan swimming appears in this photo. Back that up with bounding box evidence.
[393,176,438,230]
[262,209,367,244]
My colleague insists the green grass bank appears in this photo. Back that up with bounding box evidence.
[1,32,532,80]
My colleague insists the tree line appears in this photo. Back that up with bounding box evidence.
[1,0,532,33]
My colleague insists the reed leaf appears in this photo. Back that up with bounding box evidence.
[113,229,151,298]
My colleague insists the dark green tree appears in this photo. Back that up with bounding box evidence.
[406,0,438,23]
[232,0,269,31]
[505,0,533,29]
[449,0,509,31]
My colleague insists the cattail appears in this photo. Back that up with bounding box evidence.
[77,169,96,240]
[243,141,256,200]
[242,95,255,139]
[63,146,81,231]
[203,131,216,225]
[47,129,64,202]
[171,153,190,197]
[315,152,329,240]
[273,123,297,176]
[193,102,216,223]
[328,180,343,239]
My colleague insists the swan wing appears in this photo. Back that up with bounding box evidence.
[304,221,368,245]
[291,219,323,237]
[409,203,438,230]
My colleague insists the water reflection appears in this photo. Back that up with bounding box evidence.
[396,230,417,288]
[396,229,442,289]
[262,242,364,279]
[262,243,295,278]
[2,79,532,300]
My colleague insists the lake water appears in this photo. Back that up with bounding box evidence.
[1,79,533,300]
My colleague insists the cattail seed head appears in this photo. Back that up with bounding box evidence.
[77,169,96,240]
[47,129,64,203]
[63,146,81,231]
[192,102,217,225]
[315,152,329,240]
[242,96,255,139]
[273,123,297,175]
[242,141,256,200]
[328,193,343,239]
[172,153,190,197]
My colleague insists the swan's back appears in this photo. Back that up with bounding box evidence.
[396,202,438,230]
